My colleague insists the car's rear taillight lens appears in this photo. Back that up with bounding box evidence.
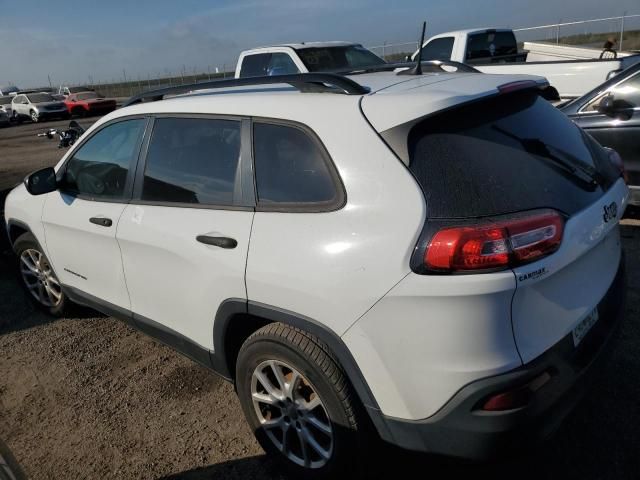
[425,210,564,273]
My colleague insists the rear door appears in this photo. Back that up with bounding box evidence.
[42,117,147,308]
[116,116,254,350]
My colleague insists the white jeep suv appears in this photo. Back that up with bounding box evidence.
[4,69,629,478]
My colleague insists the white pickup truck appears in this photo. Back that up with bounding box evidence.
[412,28,640,99]
[235,41,387,78]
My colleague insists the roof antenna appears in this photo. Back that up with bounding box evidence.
[399,21,426,76]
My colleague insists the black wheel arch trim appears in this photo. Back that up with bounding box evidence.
[213,298,394,441]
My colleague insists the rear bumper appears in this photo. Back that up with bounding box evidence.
[376,257,625,460]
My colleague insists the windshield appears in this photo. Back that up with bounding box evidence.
[76,92,99,100]
[295,45,385,72]
[27,93,55,103]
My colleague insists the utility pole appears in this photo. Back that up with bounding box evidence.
[47,74,52,89]
[620,12,627,51]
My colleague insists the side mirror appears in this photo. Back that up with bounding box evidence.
[24,167,57,195]
[596,94,615,115]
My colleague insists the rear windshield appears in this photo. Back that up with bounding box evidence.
[466,31,517,60]
[296,45,386,72]
[27,93,55,103]
[407,92,619,218]
[0,97,12,105]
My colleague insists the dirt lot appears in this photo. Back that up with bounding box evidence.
[0,120,639,479]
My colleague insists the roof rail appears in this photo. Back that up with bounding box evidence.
[123,73,369,107]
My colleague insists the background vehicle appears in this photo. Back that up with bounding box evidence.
[0,96,13,119]
[412,28,640,99]
[0,85,19,96]
[0,109,9,127]
[64,91,117,117]
[561,62,640,206]
[235,42,386,77]
[58,85,95,97]
[11,92,70,123]
[4,71,628,478]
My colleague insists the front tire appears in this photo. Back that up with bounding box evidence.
[236,323,367,479]
[14,232,68,317]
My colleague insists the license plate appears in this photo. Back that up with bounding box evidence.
[572,308,599,347]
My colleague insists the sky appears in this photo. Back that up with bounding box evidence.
[0,0,637,87]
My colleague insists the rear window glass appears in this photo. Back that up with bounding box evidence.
[466,31,517,60]
[0,97,11,105]
[27,93,55,103]
[296,45,385,72]
[408,92,618,218]
[240,54,271,77]
[421,37,454,61]
[253,123,340,206]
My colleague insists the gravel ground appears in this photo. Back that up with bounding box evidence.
[0,120,639,479]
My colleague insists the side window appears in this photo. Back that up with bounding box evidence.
[253,122,341,207]
[466,32,517,61]
[61,119,146,199]
[141,117,241,205]
[267,53,299,76]
[239,54,271,78]
[421,37,454,61]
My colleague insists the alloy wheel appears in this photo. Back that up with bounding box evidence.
[251,359,334,469]
[19,249,62,307]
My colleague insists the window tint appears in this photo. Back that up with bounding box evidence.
[421,37,454,61]
[466,31,517,60]
[141,118,241,205]
[267,53,299,75]
[27,93,55,103]
[296,45,385,72]
[239,54,271,77]
[407,92,617,218]
[253,123,338,205]
[61,119,145,198]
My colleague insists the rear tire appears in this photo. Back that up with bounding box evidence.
[14,232,68,317]
[236,323,368,479]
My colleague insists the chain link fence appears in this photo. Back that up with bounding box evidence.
[25,14,640,100]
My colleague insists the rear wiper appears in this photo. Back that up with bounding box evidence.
[492,126,602,188]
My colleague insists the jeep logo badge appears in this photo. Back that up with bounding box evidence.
[603,202,618,223]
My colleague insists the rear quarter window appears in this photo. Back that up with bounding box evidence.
[253,122,344,211]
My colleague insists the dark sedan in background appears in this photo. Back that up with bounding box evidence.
[561,62,640,206]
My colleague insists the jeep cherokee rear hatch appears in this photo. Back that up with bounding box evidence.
[361,76,629,363]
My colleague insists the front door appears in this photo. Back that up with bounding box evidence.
[42,117,147,309]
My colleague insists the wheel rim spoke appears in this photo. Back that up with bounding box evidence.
[252,391,278,406]
[268,361,287,393]
[300,424,331,460]
[296,427,311,468]
[254,369,283,400]
[304,413,332,435]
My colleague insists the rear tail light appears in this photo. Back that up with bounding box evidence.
[424,210,564,273]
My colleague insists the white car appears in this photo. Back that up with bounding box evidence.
[11,92,70,123]
[4,70,629,478]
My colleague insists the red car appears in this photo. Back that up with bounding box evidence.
[64,91,117,117]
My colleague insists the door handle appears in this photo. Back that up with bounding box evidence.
[90,217,113,227]
[196,235,237,249]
